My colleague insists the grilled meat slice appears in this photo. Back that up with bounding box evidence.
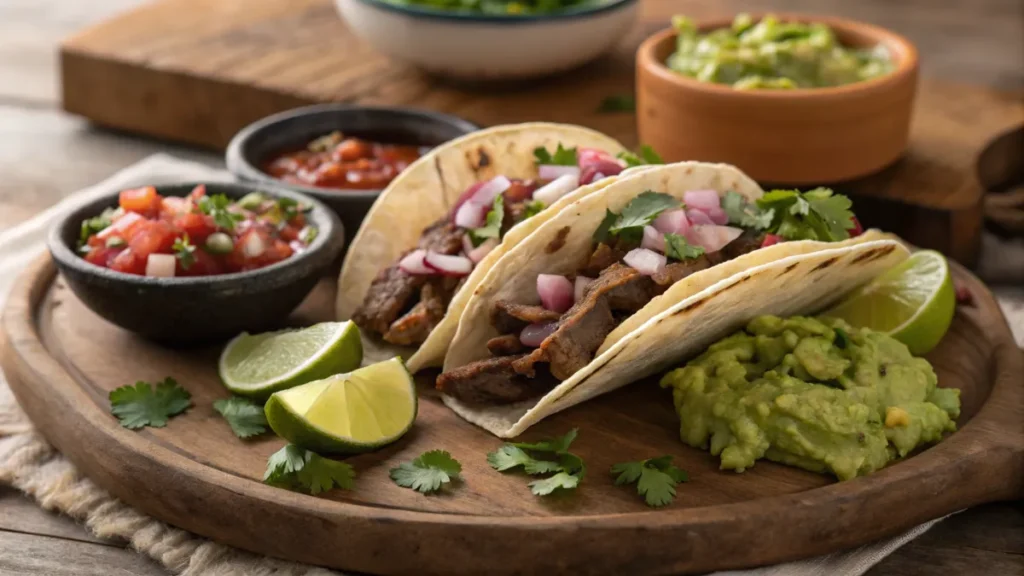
[487,334,526,356]
[491,300,562,333]
[581,243,625,277]
[383,280,447,345]
[651,255,713,286]
[352,263,427,335]
[436,354,554,404]
[418,218,465,254]
[720,230,766,260]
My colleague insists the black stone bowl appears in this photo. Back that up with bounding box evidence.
[225,104,479,242]
[47,182,345,345]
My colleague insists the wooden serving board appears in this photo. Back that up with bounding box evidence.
[59,0,1024,267]
[2,254,1022,575]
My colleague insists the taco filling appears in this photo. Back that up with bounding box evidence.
[352,145,631,345]
[437,187,864,404]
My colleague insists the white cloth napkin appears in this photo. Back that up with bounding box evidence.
[1,153,1020,576]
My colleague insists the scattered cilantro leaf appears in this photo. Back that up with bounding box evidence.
[533,144,578,166]
[523,458,564,475]
[611,456,688,507]
[198,194,244,232]
[522,199,546,220]
[807,190,855,240]
[299,225,318,245]
[488,429,585,496]
[597,94,636,113]
[755,188,855,242]
[109,378,191,429]
[833,326,850,350]
[511,427,578,454]
[172,235,196,270]
[529,472,581,496]
[664,233,705,260]
[722,191,774,230]
[593,209,618,243]
[263,444,355,495]
[390,450,462,494]
[78,208,118,246]
[213,396,268,439]
[487,445,535,472]
[617,145,664,168]
[608,192,680,235]
[469,194,504,245]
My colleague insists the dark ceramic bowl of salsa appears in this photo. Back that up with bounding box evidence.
[48,182,345,345]
[226,104,480,241]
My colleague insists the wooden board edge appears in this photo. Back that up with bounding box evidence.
[2,254,1022,575]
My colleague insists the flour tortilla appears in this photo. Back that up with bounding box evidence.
[335,123,627,372]
[442,162,909,437]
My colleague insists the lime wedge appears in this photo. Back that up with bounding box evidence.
[824,250,955,355]
[264,357,417,454]
[219,321,362,399]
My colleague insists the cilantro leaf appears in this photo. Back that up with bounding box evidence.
[722,191,773,230]
[611,456,689,507]
[617,145,664,168]
[608,192,680,236]
[469,194,504,245]
[487,445,535,471]
[533,143,578,166]
[754,188,855,242]
[807,189,855,240]
[522,200,546,220]
[833,326,850,350]
[172,235,196,270]
[198,194,244,232]
[529,472,581,496]
[213,396,268,439]
[109,378,191,429]
[264,444,355,495]
[593,209,618,243]
[597,94,636,113]
[390,450,462,494]
[511,427,578,454]
[78,207,118,246]
[664,233,705,260]
[488,429,585,496]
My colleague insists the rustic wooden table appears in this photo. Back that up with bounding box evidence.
[0,1,1021,574]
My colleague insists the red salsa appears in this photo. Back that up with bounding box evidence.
[262,132,424,191]
[78,185,317,277]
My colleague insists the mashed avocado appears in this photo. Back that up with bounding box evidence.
[659,316,960,480]
[667,14,893,89]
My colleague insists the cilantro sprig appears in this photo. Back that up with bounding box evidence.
[172,235,196,270]
[390,450,463,494]
[664,233,705,260]
[723,188,856,242]
[611,455,689,507]
[78,207,119,247]
[198,194,244,232]
[617,145,664,168]
[533,144,578,166]
[109,378,192,429]
[213,396,268,439]
[522,199,546,220]
[469,194,504,245]
[264,445,355,495]
[487,428,585,496]
[594,191,680,245]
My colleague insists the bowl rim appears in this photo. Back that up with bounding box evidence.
[48,181,345,290]
[637,12,919,100]
[225,103,481,201]
[344,0,637,24]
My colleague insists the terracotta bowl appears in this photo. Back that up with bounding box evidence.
[636,14,919,184]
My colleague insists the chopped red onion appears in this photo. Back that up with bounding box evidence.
[641,225,666,252]
[683,190,721,211]
[578,160,625,185]
[686,209,714,226]
[467,237,498,263]
[399,249,433,275]
[574,276,594,302]
[532,174,580,205]
[538,165,580,181]
[520,322,557,348]
[289,240,306,254]
[145,253,176,278]
[424,252,473,276]
[624,248,667,276]
[704,205,729,225]
[97,212,143,240]
[454,199,488,229]
[242,232,266,258]
[653,209,690,236]
[688,225,743,253]
[470,175,512,206]
[450,181,486,221]
[537,274,574,313]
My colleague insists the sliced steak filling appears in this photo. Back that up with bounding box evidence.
[352,263,427,335]
[651,256,713,286]
[436,355,555,404]
[491,300,563,333]
[486,334,526,356]
[383,280,446,345]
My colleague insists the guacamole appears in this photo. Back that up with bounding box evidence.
[659,316,960,481]
[666,14,894,89]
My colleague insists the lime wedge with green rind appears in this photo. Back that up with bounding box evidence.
[265,357,417,454]
[824,250,955,355]
[219,321,362,400]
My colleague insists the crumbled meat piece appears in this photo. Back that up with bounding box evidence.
[352,262,426,335]
[383,280,447,345]
[487,334,526,356]
[418,218,465,254]
[491,300,562,333]
[720,230,766,261]
[581,243,625,277]
[651,256,713,286]
[436,354,554,404]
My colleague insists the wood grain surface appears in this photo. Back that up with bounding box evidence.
[1,252,1021,574]
[1,1,1022,575]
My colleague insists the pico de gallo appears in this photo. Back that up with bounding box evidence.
[77,185,317,277]
[262,131,427,191]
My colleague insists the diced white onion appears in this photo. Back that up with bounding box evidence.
[424,251,473,276]
[574,276,594,302]
[623,248,667,276]
[592,172,606,182]
[653,209,690,236]
[537,274,574,313]
[532,174,579,205]
[538,165,580,181]
[454,200,487,228]
[399,249,433,275]
[520,322,558,348]
[688,225,744,253]
[468,237,498,263]
[683,190,722,211]
[242,232,266,258]
[145,253,176,278]
[704,205,729,225]
[289,240,306,254]
[686,209,714,226]
[470,175,512,206]
[641,225,666,253]
[97,212,143,239]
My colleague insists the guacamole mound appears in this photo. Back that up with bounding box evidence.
[659,316,960,481]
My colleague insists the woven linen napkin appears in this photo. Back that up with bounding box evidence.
[2,154,1021,576]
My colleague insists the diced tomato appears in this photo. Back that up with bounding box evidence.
[128,220,178,261]
[84,246,124,268]
[334,139,373,162]
[504,179,539,203]
[160,196,191,218]
[761,234,782,248]
[226,228,271,271]
[289,212,307,229]
[186,184,207,204]
[109,248,146,275]
[264,239,294,265]
[279,224,300,242]
[177,249,223,277]
[850,216,864,237]
[173,213,217,244]
[86,234,106,248]
[119,186,162,218]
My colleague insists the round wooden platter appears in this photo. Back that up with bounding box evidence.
[2,254,1022,576]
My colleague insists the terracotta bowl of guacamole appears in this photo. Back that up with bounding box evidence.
[636,13,919,184]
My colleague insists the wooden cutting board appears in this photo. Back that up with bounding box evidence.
[58,0,1024,267]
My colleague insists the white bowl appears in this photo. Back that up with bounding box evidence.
[334,0,639,80]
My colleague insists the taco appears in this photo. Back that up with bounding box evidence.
[337,123,643,372]
[437,161,909,437]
